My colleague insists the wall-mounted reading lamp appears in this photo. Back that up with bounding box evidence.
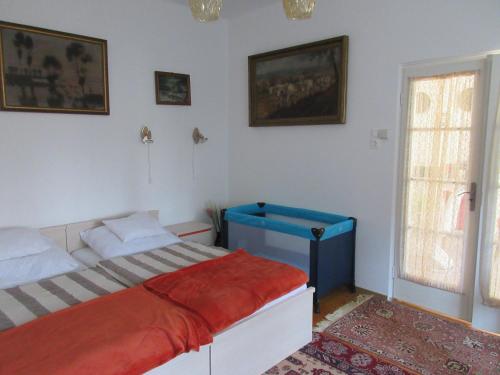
[141,126,154,144]
[141,126,154,184]
[192,127,208,144]
[191,128,208,181]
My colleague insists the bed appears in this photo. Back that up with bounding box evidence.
[2,211,314,375]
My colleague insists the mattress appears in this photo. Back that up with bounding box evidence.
[242,284,307,326]
[0,241,307,334]
[71,247,104,268]
[256,284,306,313]
[0,267,125,332]
[96,241,230,286]
[97,241,307,329]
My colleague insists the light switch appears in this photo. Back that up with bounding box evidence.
[377,129,388,140]
[370,129,389,149]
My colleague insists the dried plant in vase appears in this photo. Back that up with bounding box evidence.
[206,202,224,247]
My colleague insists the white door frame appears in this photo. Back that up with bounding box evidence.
[472,54,500,333]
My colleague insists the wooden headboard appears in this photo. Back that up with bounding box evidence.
[39,225,67,251]
[39,210,159,253]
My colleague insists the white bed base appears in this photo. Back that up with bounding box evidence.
[148,287,314,375]
[37,211,314,375]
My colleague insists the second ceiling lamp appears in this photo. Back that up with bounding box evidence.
[189,0,316,22]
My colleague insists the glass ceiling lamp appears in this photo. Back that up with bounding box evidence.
[188,0,223,22]
[283,0,316,20]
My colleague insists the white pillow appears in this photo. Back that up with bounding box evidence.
[80,225,181,259]
[0,227,54,261]
[0,247,82,289]
[103,212,167,242]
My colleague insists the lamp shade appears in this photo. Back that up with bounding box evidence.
[188,0,223,22]
[283,0,316,20]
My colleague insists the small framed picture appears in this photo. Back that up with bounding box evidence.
[155,71,191,106]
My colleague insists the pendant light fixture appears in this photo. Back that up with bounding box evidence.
[188,0,316,22]
[282,0,316,20]
[188,0,223,22]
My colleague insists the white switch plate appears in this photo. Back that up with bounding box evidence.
[377,129,388,140]
[370,129,389,149]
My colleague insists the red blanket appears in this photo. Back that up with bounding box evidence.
[0,286,212,375]
[0,251,307,375]
[144,249,308,333]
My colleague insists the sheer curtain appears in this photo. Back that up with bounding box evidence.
[480,93,500,307]
[400,72,477,293]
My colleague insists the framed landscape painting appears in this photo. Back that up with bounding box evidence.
[155,71,191,106]
[0,21,109,115]
[249,36,348,127]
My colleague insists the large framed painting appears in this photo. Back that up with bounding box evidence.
[249,36,348,127]
[0,21,109,115]
[155,71,191,106]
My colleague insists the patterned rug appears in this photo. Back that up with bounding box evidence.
[265,332,413,375]
[317,295,500,375]
[266,295,500,375]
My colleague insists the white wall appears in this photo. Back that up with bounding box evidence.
[226,0,500,294]
[0,0,228,228]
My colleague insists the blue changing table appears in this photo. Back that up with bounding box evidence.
[222,203,356,313]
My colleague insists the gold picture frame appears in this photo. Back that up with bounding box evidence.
[0,20,109,115]
[249,36,348,127]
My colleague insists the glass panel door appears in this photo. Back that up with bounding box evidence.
[401,72,476,293]
[395,60,485,320]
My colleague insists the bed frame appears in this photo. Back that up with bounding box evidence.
[38,211,314,375]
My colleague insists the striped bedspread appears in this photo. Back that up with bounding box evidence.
[97,241,230,287]
[0,267,125,332]
[0,241,229,332]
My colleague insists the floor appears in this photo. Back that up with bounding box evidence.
[312,286,364,325]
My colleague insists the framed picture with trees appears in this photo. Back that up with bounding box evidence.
[0,21,109,115]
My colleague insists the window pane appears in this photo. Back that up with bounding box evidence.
[400,72,476,293]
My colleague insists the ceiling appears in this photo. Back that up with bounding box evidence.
[168,0,278,19]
